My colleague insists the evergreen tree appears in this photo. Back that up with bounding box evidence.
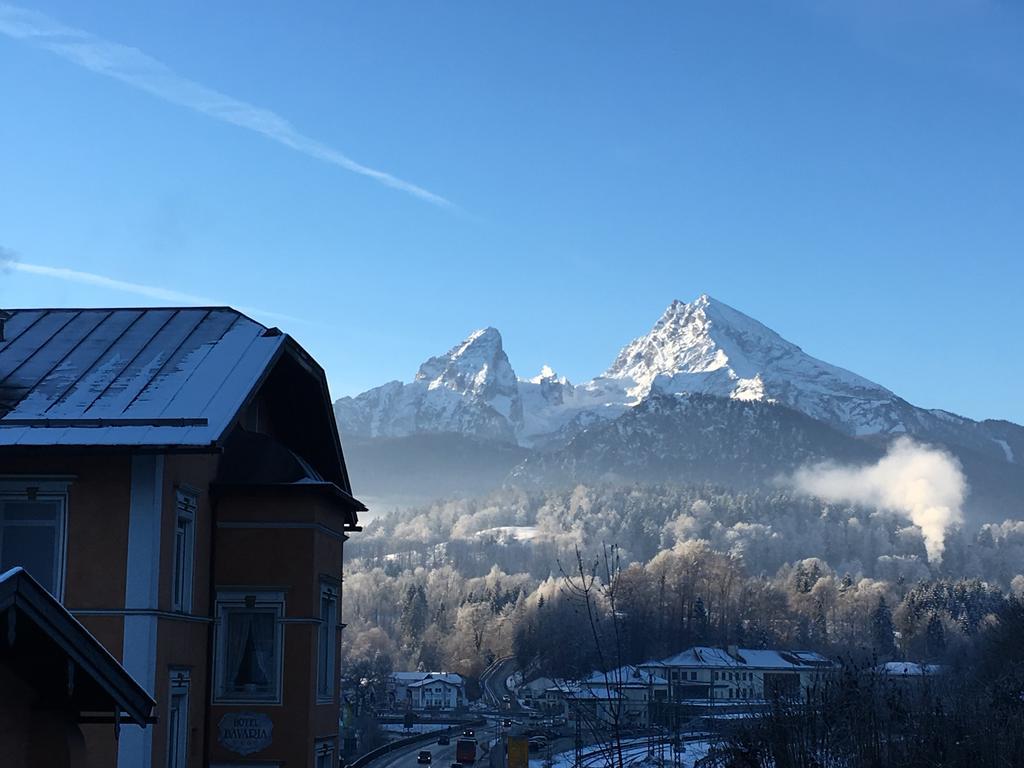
[813,597,828,644]
[926,613,947,660]
[692,596,709,642]
[400,584,429,644]
[871,597,897,659]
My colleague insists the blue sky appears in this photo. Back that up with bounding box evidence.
[1,1,1022,422]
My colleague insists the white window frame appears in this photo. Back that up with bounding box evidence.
[212,591,285,705]
[166,668,191,768]
[317,580,339,703]
[171,489,197,613]
[314,737,336,768]
[0,478,71,602]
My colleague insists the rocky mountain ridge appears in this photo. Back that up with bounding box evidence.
[335,295,1023,469]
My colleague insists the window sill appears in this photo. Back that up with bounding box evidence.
[212,695,283,707]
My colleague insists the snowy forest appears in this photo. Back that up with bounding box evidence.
[341,484,1024,686]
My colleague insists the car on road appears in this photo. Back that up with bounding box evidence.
[501,719,513,728]
[461,729,475,738]
[501,694,511,702]
[437,735,450,745]
[417,751,432,764]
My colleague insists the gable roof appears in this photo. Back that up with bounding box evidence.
[661,646,833,670]
[0,307,284,449]
[407,677,462,689]
[0,567,155,725]
[583,665,668,687]
[392,672,465,687]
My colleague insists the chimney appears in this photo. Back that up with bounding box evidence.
[0,310,9,342]
[726,644,740,659]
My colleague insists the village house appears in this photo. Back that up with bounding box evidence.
[647,645,835,704]
[540,646,835,729]
[388,672,467,711]
[518,675,557,706]
[541,665,669,728]
[0,307,364,768]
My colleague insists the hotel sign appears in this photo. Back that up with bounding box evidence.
[218,712,273,755]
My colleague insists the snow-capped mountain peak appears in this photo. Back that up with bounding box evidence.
[415,326,515,399]
[334,326,524,441]
[605,294,736,389]
[598,295,907,433]
[606,294,809,387]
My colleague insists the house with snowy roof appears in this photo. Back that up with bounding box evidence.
[388,672,467,711]
[649,645,835,704]
[0,307,365,768]
[541,664,669,727]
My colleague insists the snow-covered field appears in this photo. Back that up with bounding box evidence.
[478,526,542,542]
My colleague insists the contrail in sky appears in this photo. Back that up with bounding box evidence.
[0,3,454,209]
[0,250,304,325]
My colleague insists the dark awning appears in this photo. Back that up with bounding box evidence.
[0,567,156,726]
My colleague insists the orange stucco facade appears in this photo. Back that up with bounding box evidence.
[1,447,352,767]
[1,308,361,768]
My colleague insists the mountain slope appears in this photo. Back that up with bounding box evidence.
[512,392,881,489]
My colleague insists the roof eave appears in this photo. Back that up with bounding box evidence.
[0,569,156,725]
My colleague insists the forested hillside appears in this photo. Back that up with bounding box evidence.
[342,484,1024,685]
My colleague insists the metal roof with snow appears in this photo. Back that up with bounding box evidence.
[583,665,669,687]
[0,307,286,448]
[660,646,833,670]
[391,672,465,686]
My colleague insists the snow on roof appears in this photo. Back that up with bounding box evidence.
[877,662,943,676]
[547,681,624,701]
[392,672,465,686]
[661,647,740,668]
[0,308,285,448]
[408,677,462,689]
[583,665,669,687]
[660,646,833,670]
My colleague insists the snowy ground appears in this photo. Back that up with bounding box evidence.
[478,526,542,542]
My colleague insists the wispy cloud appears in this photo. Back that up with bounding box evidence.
[0,249,303,325]
[0,3,454,209]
